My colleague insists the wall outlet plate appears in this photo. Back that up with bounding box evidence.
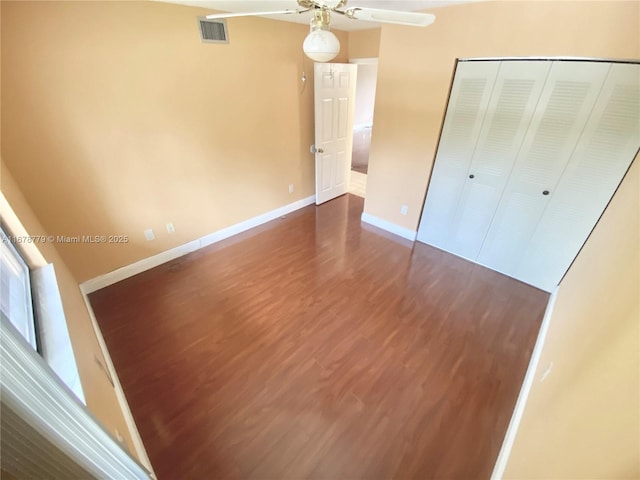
[144,229,155,241]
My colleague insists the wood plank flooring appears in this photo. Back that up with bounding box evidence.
[89,194,548,480]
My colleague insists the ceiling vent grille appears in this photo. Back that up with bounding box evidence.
[198,17,229,44]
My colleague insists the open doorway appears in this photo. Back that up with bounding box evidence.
[348,58,378,198]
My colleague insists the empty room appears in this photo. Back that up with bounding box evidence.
[1,1,638,479]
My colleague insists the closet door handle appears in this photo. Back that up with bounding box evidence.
[469,174,475,179]
[543,190,550,196]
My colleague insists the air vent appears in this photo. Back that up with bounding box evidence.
[198,17,229,44]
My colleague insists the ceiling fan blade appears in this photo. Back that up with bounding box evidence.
[206,9,306,20]
[343,8,435,27]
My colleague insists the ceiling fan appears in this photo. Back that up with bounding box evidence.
[205,0,435,62]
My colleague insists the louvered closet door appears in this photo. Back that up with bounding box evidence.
[512,63,640,291]
[444,61,551,260]
[416,61,500,248]
[476,61,612,279]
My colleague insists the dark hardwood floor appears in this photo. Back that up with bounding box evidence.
[90,194,548,480]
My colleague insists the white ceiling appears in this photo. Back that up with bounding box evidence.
[156,0,479,31]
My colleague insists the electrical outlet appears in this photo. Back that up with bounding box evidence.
[144,229,155,241]
[166,222,175,234]
[288,184,294,194]
[400,205,408,215]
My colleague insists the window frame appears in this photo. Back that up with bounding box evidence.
[0,224,39,352]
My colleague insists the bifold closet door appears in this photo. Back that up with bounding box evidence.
[417,60,551,257]
[417,59,639,293]
[442,61,551,260]
[476,61,612,279]
[510,62,640,291]
[416,61,500,249]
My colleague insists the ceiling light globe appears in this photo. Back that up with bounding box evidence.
[303,29,340,62]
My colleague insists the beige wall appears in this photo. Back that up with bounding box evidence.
[504,157,639,478]
[1,0,348,282]
[0,160,140,461]
[347,28,381,59]
[365,0,639,229]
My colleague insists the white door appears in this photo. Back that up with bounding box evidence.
[444,61,551,260]
[314,63,357,205]
[416,61,500,249]
[477,61,612,278]
[511,62,640,291]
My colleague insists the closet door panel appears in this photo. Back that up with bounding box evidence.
[416,61,500,248]
[476,61,612,279]
[515,62,640,291]
[446,61,552,260]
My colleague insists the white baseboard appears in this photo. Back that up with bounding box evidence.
[79,290,156,478]
[490,287,559,479]
[80,241,199,295]
[361,212,417,242]
[80,195,316,294]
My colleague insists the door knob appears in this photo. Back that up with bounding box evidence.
[469,174,475,179]
[543,190,550,195]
